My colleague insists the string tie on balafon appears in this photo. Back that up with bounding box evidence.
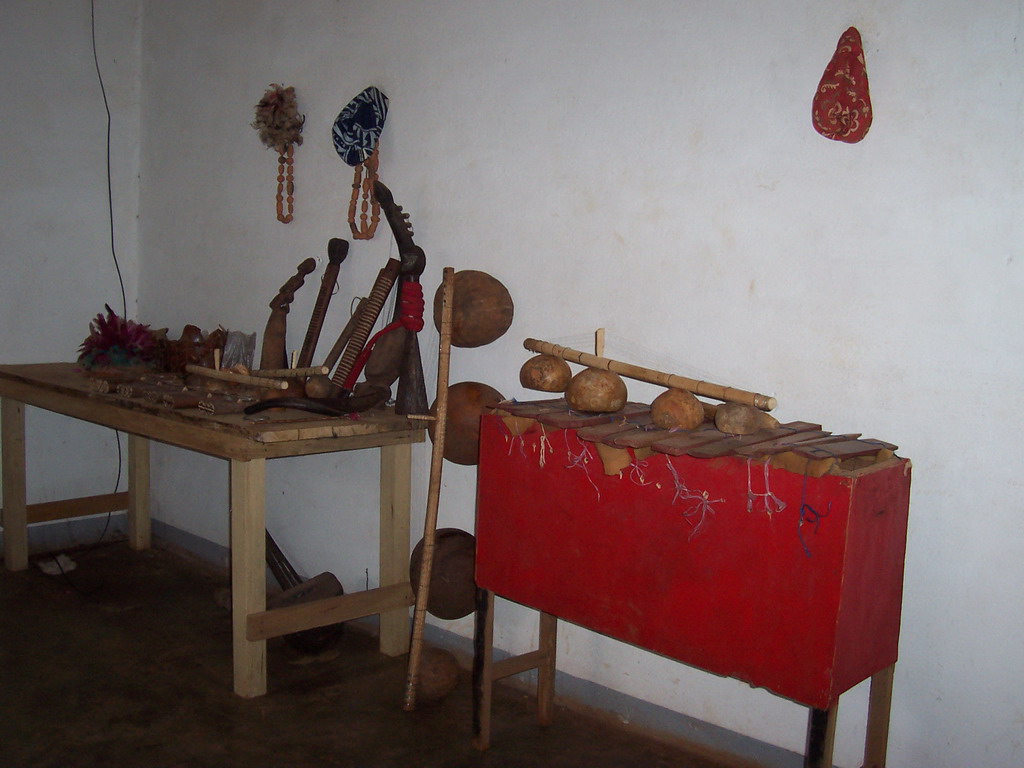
[665,457,721,540]
[628,456,652,487]
[342,281,424,390]
[564,430,601,500]
[797,473,831,558]
[537,425,553,468]
[746,458,787,517]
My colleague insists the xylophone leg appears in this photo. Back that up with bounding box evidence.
[804,703,838,768]
[863,664,895,768]
[537,611,558,726]
[472,588,495,750]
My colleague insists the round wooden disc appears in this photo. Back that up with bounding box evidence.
[432,270,514,348]
[409,528,477,620]
[429,381,504,465]
[416,646,461,705]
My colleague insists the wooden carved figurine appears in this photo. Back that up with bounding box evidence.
[259,258,316,371]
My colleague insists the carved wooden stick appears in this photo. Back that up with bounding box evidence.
[259,257,317,371]
[523,338,777,411]
[297,239,348,369]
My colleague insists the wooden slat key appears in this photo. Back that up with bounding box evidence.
[650,424,730,456]
[576,413,654,443]
[793,438,898,461]
[536,402,650,431]
[493,398,568,419]
[688,422,823,459]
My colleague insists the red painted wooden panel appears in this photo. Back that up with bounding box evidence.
[475,415,911,709]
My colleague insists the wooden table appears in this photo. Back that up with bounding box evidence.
[0,363,424,697]
[473,406,911,768]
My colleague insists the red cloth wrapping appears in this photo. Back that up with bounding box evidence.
[813,27,872,143]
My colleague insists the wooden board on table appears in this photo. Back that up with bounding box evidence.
[236,409,416,443]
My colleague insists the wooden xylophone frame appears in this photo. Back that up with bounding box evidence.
[472,399,910,768]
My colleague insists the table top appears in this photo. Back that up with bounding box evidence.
[0,363,425,460]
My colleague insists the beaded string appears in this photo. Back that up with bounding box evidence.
[797,473,831,558]
[665,457,721,540]
[275,144,295,223]
[746,458,787,516]
[348,149,381,239]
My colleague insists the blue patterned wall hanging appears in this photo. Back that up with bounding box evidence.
[334,86,389,239]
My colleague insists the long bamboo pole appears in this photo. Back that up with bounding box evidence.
[403,266,455,711]
[523,338,777,412]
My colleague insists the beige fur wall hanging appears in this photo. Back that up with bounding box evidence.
[252,83,305,223]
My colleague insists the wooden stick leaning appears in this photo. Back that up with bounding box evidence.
[184,364,288,390]
[322,297,368,372]
[523,338,777,412]
[403,266,455,711]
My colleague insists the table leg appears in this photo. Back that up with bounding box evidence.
[1,398,27,571]
[804,703,838,768]
[230,457,267,697]
[378,442,412,656]
[863,664,895,768]
[472,587,495,751]
[127,434,150,550]
[537,611,558,726]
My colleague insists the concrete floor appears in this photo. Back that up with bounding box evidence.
[0,540,739,768]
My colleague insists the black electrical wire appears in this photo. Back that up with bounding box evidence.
[91,0,126,318]
[45,2,131,594]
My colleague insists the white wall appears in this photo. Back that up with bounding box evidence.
[5,2,1023,767]
[0,1,141,505]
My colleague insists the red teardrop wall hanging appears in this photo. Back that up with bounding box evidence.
[812,27,872,143]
